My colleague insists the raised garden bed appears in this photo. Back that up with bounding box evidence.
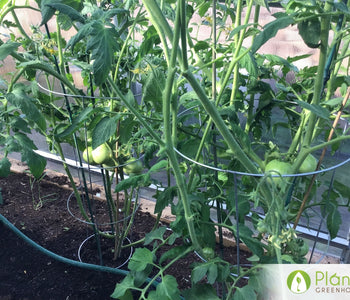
[0,163,251,299]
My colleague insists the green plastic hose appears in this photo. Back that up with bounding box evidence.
[0,213,159,287]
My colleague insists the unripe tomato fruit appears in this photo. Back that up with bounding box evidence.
[202,247,215,260]
[91,143,113,165]
[256,220,268,234]
[299,154,317,173]
[265,160,292,184]
[123,158,143,175]
[83,146,95,164]
[299,240,310,256]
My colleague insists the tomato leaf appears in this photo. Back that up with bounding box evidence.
[332,180,350,203]
[228,23,254,40]
[254,0,270,10]
[198,1,211,17]
[46,3,85,24]
[238,225,264,258]
[207,263,218,285]
[114,173,150,192]
[6,86,46,131]
[66,22,92,51]
[182,284,220,300]
[192,263,210,284]
[128,248,155,272]
[0,157,11,177]
[142,68,166,112]
[110,274,134,299]
[233,285,257,300]
[149,160,168,173]
[326,202,341,240]
[40,0,57,25]
[56,107,95,139]
[334,2,350,15]
[87,20,120,85]
[0,41,21,61]
[251,14,294,54]
[155,275,180,300]
[154,186,177,214]
[91,115,120,149]
[13,133,46,179]
[144,227,167,245]
[294,99,330,120]
[159,245,188,265]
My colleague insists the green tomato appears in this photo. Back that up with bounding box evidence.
[91,143,113,165]
[256,220,268,234]
[265,160,293,185]
[299,240,310,257]
[83,146,95,164]
[299,154,317,174]
[202,247,215,260]
[123,158,143,175]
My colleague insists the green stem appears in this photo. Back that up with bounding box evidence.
[229,0,254,105]
[10,9,30,41]
[299,1,333,149]
[183,70,259,175]
[0,4,40,24]
[140,246,194,299]
[291,1,334,171]
[142,0,172,65]
[7,68,25,92]
[24,61,83,96]
[225,265,261,299]
[55,17,66,76]
[113,8,144,82]
[107,77,163,146]
[161,0,200,250]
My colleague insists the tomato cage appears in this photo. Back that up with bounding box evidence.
[175,102,350,268]
[35,69,147,266]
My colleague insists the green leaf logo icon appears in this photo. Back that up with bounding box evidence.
[287,270,311,294]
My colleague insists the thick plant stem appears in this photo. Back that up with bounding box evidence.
[291,1,334,172]
[142,0,173,65]
[183,70,259,175]
[297,1,333,151]
[56,18,66,76]
[161,1,200,250]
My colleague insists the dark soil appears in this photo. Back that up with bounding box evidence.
[0,171,249,299]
